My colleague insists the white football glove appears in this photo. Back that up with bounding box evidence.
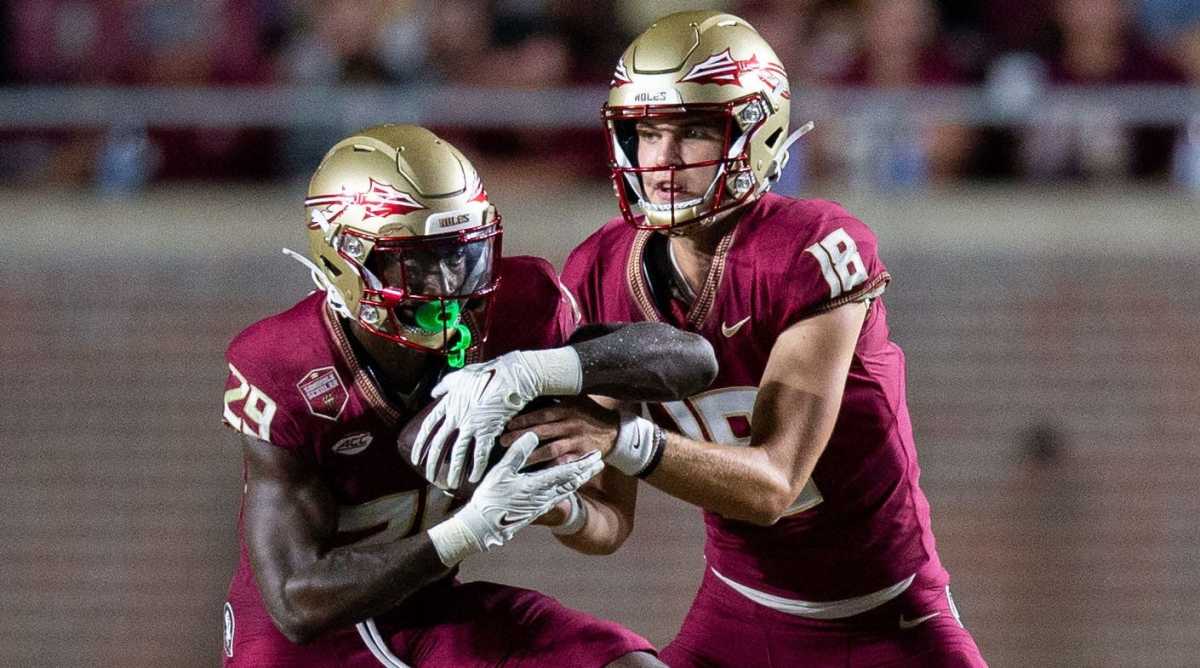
[426,432,603,565]
[413,348,582,488]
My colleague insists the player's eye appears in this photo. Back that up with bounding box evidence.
[636,127,661,142]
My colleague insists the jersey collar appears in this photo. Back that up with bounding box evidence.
[627,222,738,330]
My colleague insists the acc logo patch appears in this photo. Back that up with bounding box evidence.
[297,366,349,421]
[223,602,235,657]
[332,432,374,456]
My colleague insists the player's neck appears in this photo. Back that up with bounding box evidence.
[666,211,739,294]
[346,321,435,399]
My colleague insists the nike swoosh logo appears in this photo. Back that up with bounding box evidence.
[898,612,940,630]
[497,511,523,529]
[721,316,751,337]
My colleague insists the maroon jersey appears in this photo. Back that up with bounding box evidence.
[219,256,595,664]
[561,193,948,602]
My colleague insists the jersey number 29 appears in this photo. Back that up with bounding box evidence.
[224,363,278,443]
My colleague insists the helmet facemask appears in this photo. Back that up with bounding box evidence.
[348,220,501,368]
[605,94,775,234]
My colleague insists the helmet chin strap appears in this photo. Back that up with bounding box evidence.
[282,247,353,319]
[284,209,361,318]
[756,121,814,196]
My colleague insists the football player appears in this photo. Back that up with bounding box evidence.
[423,12,988,667]
[219,124,716,667]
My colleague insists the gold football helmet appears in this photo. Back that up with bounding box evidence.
[604,11,812,232]
[285,125,501,367]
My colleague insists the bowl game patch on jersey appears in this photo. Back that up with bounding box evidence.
[297,366,348,421]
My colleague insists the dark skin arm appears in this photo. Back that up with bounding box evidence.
[568,322,717,401]
[241,434,451,644]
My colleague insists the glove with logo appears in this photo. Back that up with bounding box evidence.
[426,432,602,566]
[413,348,582,489]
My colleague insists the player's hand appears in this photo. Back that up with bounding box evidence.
[413,348,582,489]
[504,398,662,477]
[455,432,602,551]
[501,398,621,466]
[531,497,572,527]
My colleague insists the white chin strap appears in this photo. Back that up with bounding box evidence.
[757,121,814,196]
[643,196,705,213]
[283,207,384,321]
[281,247,354,319]
[356,619,411,668]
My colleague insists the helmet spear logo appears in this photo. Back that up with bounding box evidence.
[305,179,427,221]
[677,49,788,96]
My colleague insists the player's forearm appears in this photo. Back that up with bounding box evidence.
[553,490,633,555]
[643,431,799,526]
[646,361,847,525]
[275,535,451,643]
[572,322,717,400]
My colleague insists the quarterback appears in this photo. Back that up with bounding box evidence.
[428,12,988,667]
[219,125,714,667]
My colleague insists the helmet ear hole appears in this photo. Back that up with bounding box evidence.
[764,127,782,149]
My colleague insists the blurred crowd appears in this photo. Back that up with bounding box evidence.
[3,0,1200,189]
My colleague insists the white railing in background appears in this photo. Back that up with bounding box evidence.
[3,84,1200,194]
[1,84,1198,128]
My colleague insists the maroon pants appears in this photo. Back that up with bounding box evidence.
[224,579,653,667]
[661,567,987,668]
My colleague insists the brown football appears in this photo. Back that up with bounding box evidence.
[397,396,558,500]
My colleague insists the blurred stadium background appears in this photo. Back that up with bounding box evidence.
[2,0,1198,666]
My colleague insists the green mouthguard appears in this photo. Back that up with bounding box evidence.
[413,300,472,368]
[414,299,461,331]
[446,325,472,368]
